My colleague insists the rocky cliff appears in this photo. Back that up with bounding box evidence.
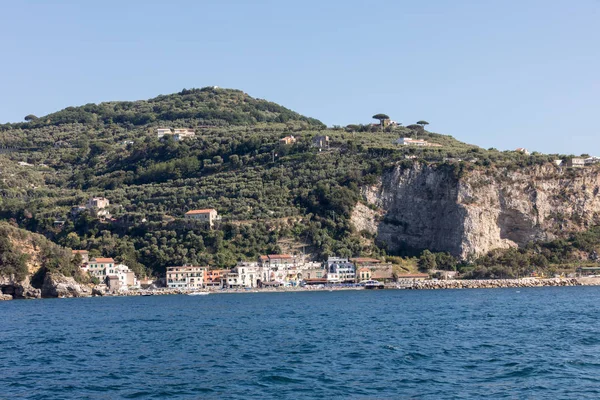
[355,162,600,259]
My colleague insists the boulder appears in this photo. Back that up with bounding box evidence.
[0,276,41,299]
[41,273,92,298]
[0,294,12,301]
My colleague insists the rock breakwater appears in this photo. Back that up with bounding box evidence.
[400,278,580,290]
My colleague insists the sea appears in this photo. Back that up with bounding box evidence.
[2,287,600,399]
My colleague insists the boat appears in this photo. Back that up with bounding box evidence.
[188,292,209,296]
[363,280,385,290]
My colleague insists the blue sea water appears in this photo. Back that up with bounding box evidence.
[2,287,600,399]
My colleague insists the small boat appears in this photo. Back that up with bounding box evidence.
[363,280,385,290]
[188,292,209,296]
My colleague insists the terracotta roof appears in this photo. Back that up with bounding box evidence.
[351,257,381,263]
[358,267,371,272]
[259,255,269,261]
[185,209,216,215]
[268,254,292,259]
[72,250,89,254]
[92,258,114,263]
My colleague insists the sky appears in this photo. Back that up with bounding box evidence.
[1,0,599,154]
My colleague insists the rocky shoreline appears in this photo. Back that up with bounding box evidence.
[399,277,582,290]
[1,277,598,301]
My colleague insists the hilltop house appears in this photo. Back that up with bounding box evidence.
[279,135,296,145]
[515,148,531,155]
[394,138,441,147]
[166,265,206,289]
[157,128,195,141]
[566,158,585,168]
[185,209,219,227]
[86,197,110,218]
[312,135,329,149]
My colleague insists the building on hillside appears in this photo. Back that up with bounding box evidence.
[86,197,111,218]
[172,128,195,141]
[566,158,585,168]
[85,257,115,280]
[327,257,350,267]
[258,254,298,269]
[72,250,89,265]
[184,209,219,227]
[157,128,173,138]
[204,269,229,288]
[585,157,600,165]
[157,128,195,141]
[553,159,563,166]
[279,135,296,145]
[312,135,330,149]
[166,265,206,289]
[394,137,441,147]
[515,148,530,155]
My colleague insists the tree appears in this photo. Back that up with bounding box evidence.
[24,114,38,122]
[418,249,437,272]
[416,120,429,129]
[372,114,390,129]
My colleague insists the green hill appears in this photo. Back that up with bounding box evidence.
[0,88,570,277]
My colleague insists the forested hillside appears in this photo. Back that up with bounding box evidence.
[0,87,592,278]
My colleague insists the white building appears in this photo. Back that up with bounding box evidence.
[166,265,206,289]
[85,257,115,280]
[326,259,356,283]
[394,138,441,147]
[185,209,219,227]
[114,264,138,290]
[157,128,195,141]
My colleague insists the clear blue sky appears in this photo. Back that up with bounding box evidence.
[2,0,599,154]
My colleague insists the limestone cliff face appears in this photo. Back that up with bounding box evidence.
[355,163,600,259]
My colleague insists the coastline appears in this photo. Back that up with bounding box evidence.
[3,277,599,301]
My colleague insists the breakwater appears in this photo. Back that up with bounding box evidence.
[399,277,580,290]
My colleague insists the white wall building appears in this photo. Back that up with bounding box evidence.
[166,265,206,289]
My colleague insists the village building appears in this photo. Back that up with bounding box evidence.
[357,267,372,281]
[515,148,531,155]
[106,275,120,293]
[566,158,585,168]
[258,254,298,269]
[184,208,219,227]
[85,257,115,280]
[233,262,259,288]
[396,273,429,281]
[166,265,206,289]
[204,269,229,288]
[279,135,297,145]
[326,258,356,283]
[585,157,600,165]
[351,258,393,282]
[114,264,138,289]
